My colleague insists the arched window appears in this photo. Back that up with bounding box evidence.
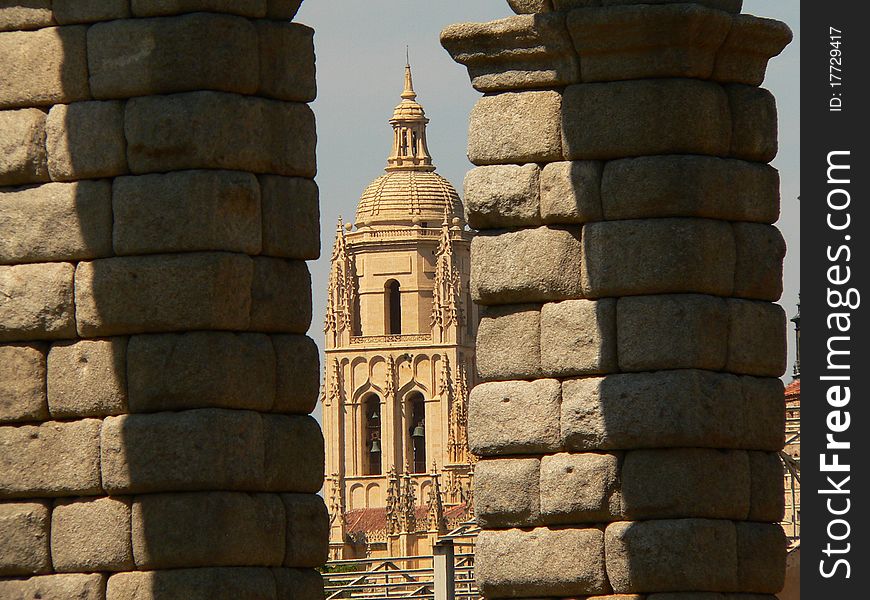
[385,280,402,335]
[365,395,382,475]
[408,393,426,474]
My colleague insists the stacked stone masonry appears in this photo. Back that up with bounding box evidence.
[1,1,326,599]
[444,1,791,598]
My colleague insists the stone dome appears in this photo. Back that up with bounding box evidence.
[353,63,463,227]
[355,170,462,226]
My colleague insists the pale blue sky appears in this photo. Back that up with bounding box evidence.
[297,1,801,383]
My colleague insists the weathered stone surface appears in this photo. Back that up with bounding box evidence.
[567,4,731,82]
[0,108,48,186]
[107,567,276,600]
[101,409,263,494]
[601,156,780,224]
[539,452,620,524]
[562,80,731,160]
[88,14,258,99]
[748,451,785,522]
[463,165,541,229]
[732,223,785,301]
[0,2,54,32]
[267,0,303,19]
[0,26,88,109]
[476,305,541,381]
[45,101,127,181]
[736,523,786,593]
[474,458,541,528]
[0,419,102,498]
[47,338,128,418]
[130,0,267,18]
[621,449,750,520]
[51,496,133,572]
[740,376,786,451]
[0,181,113,264]
[539,161,603,224]
[561,370,784,451]
[554,0,743,11]
[617,294,728,372]
[257,22,316,102]
[251,258,312,333]
[726,299,787,377]
[582,219,735,298]
[540,299,617,376]
[468,91,563,165]
[508,0,553,13]
[132,492,284,569]
[113,170,262,256]
[441,14,579,92]
[472,227,582,305]
[262,415,324,493]
[74,253,253,337]
[125,91,317,177]
[0,573,106,600]
[714,15,793,86]
[272,335,320,414]
[647,595,770,600]
[468,379,561,456]
[281,493,329,567]
[605,519,738,593]
[53,0,130,24]
[0,344,47,424]
[0,262,76,342]
[127,332,274,413]
[728,85,778,162]
[0,501,50,575]
[476,527,607,597]
[259,176,320,260]
[272,569,324,600]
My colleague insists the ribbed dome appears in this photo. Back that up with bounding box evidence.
[355,170,462,226]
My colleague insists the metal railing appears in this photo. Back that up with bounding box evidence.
[323,523,480,600]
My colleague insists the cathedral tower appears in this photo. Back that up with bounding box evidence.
[323,63,476,559]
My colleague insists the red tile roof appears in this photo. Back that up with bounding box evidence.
[344,504,470,534]
[785,379,800,402]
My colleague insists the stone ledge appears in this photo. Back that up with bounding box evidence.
[567,3,731,82]
[441,13,579,92]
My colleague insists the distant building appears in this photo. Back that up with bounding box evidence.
[778,299,800,600]
[321,64,476,560]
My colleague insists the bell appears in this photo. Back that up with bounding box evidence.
[370,439,381,453]
[412,423,425,438]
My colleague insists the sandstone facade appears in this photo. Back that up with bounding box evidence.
[0,2,324,598]
[444,1,790,597]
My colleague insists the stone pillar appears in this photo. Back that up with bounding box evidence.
[443,1,791,598]
[1,2,325,599]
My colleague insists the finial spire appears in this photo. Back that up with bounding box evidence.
[386,56,434,172]
[402,55,416,101]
